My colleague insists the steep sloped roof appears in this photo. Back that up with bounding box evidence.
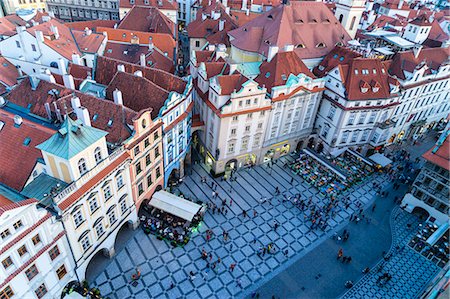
[118,6,176,37]
[313,46,361,78]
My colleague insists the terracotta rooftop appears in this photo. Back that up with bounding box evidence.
[66,20,117,31]
[228,9,262,26]
[119,0,177,10]
[0,110,55,191]
[216,74,248,95]
[0,56,18,90]
[340,57,395,101]
[97,27,176,59]
[5,78,136,144]
[105,71,168,119]
[389,47,449,80]
[228,1,351,60]
[313,46,361,78]
[0,17,17,37]
[72,29,105,54]
[381,0,410,10]
[52,63,92,89]
[27,19,81,60]
[422,131,450,171]
[117,6,176,37]
[367,15,408,31]
[410,14,432,26]
[255,51,315,92]
[95,56,186,94]
[216,0,281,11]
[193,50,215,67]
[425,20,449,44]
[203,62,228,79]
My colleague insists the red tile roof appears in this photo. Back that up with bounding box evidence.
[216,74,247,95]
[313,46,361,78]
[255,51,315,92]
[95,56,186,94]
[425,20,449,43]
[119,0,177,10]
[0,17,17,37]
[118,6,176,37]
[0,56,18,88]
[5,78,136,144]
[0,197,37,216]
[422,132,450,171]
[228,10,262,27]
[52,63,92,89]
[105,71,168,118]
[0,110,55,191]
[66,20,117,31]
[389,47,449,80]
[58,153,129,210]
[193,50,215,66]
[97,27,176,58]
[410,14,432,26]
[381,0,410,10]
[342,58,395,100]
[27,19,81,60]
[367,15,408,31]
[72,29,106,53]
[228,1,351,60]
[103,42,174,72]
[0,194,12,207]
[203,62,227,79]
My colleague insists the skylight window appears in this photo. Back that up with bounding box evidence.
[23,137,31,146]
[339,56,344,62]
[333,54,338,59]
[107,119,113,127]
[265,72,270,78]
[93,114,99,121]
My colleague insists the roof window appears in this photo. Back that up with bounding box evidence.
[296,44,305,49]
[362,69,369,75]
[268,15,273,19]
[354,69,358,75]
[107,119,113,127]
[23,137,31,146]
[265,72,270,78]
[316,43,326,48]
[0,121,4,131]
[339,56,344,62]
[93,114,99,121]
[333,54,338,59]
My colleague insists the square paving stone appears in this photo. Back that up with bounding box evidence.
[116,286,132,298]
[197,285,213,297]
[111,275,126,289]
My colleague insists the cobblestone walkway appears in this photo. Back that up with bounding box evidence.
[341,207,441,299]
[93,155,388,298]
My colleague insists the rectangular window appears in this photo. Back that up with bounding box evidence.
[245,126,250,132]
[2,257,13,270]
[246,99,251,105]
[134,146,140,156]
[247,113,252,119]
[25,264,39,281]
[361,130,370,142]
[138,183,144,196]
[17,245,28,257]
[103,185,112,200]
[340,131,349,144]
[368,112,376,123]
[135,162,142,176]
[95,222,104,238]
[108,209,117,225]
[31,44,36,51]
[260,111,265,117]
[347,113,356,125]
[321,126,330,138]
[49,245,60,261]
[35,284,47,299]
[0,286,14,299]
[154,147,160,158]
[73,210,84,227]
[81,235,90,252]
[238,101,242,107]
[195,40,200,47]
[228,142,235,153]
[358,112,367,124]
[232,116,238,121]
[144,138,150,148]
[15,41,20,48]
[56,264,67,280]
[13,220,23,230]
[147,174,153,187]
[241,138,248,151]
[231,128,236,135]
[1,229,10,239]
[351,131,359,143]
[327,106,336,120]
[156,167,161,178]
[154,131,159,140]
[120,200,127,214]
[145,154,151,166]
[257,123,263,129]
[116,175,124,189]
[32,234,41,245]
[89,197,99,214]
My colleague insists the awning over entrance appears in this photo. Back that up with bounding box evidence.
[149,191,202,222]
[369,153,393,167]
[426,222,449,246]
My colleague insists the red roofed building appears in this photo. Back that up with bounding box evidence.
[119,0,177,22]
[228,1,351,68]
[314,56,401,155]
[47,0,120,21]
[0,56,19,95]
[378,0,411,18]
[118,6,176,38]
[402,127,449,225]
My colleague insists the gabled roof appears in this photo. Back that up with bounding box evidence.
[0,110,55,191]
[6,78,136,144]
[342,58,394,100]
[52,63,92,89]
[367,15,408,31]
[422,130,449,171]
[117,6,176,37]
[380,0,410,10]
[37,116,108,159]
[119,0,177,10]
[313,46,361,78]
[105,71,168,118]
[255,51,314,91]
[228,1,351,60]
[0,17,17,37]
[410,14,432,26]
[216,74,248,95]
[193,50,215,67]
[202,62,228,79]
[71,29,105,53]
[66,20,117,31]
[95,56,186,94]
[389,47,449,80]
[426,20,449,43]
[27,19,82,60]
[0,56,18,90]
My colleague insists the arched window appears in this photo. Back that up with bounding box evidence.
[338,14,343,24]
[350,16,357,31]
[50,61,59,68]
[78,158,87,175]
[94,147,102,164]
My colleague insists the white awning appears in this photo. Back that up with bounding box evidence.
[63,292,85,299]
[369,153,393,167]
[149,191,201,222]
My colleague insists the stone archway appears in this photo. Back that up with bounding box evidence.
[296,140,304,152]
[307,137,315,149]
[225,159,238,171]
[317,143,324,153]
[85,248,110,282]
[168,168,180,187]
[113,221,134,254]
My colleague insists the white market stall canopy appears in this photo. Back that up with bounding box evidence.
[149,191,201,222]
[369,153,393,167]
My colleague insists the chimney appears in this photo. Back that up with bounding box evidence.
[30,76,40,90]
[84,27,92,36]
[398,0,403,9]
[42,15,51,22]
[63,74,75,90]
[53,102,63,122]
[31,20,38,27]
[242,0,247,10]
[134,70,143,77]
[113,88,123,105]
[225,7,230,14]
[13,115,23,126]
[50,25,59,39]
[413,45,422,59]
[284,44,294,52]
[222,0,228,7]
[219,19,225,31]
[71,95,81,111]
[57,58,67,75]
[35,30,44,43]
[117,64,125,72]
[140,53,146,66]
[72,53,82,66]
[16,26,26,33]
[246,8,249,16]
[149,37,154,51]
[212,10,221,20]
[267,45,279,62]
[208,44,216,51]
[202,13,207,21]
[16,65,23,77]
[44,102,52,119]
[76,106,91,127]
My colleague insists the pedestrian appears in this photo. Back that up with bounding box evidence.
[209,253,213,261]
[290,177,294,184]
[253,209,258,217]
[236,278,242,287]
[230,199,233,206]
[230,263,236,271]
[169,282,175,289]
[242,210,247,218]
[189,271,196,280]
[225,209,229,215]
[218,257,221,263]
[372,204,376,212]
[347,256,352,263]
[284,249,289,257]
[337,248,343,259]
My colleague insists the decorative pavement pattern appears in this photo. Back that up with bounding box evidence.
[93,155,388,299]
[341,207,441,299]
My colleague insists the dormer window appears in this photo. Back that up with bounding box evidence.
[373,87,379,93]
[360,80,369,93]
[296,44,305,49]
[316,42,326,48]
[78,158,87,175]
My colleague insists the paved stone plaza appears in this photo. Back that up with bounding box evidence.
[92,155,388,298]
[341,207,441,299]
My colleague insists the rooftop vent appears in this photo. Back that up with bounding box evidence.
[0,121,4,131]
[14,115,23,127]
